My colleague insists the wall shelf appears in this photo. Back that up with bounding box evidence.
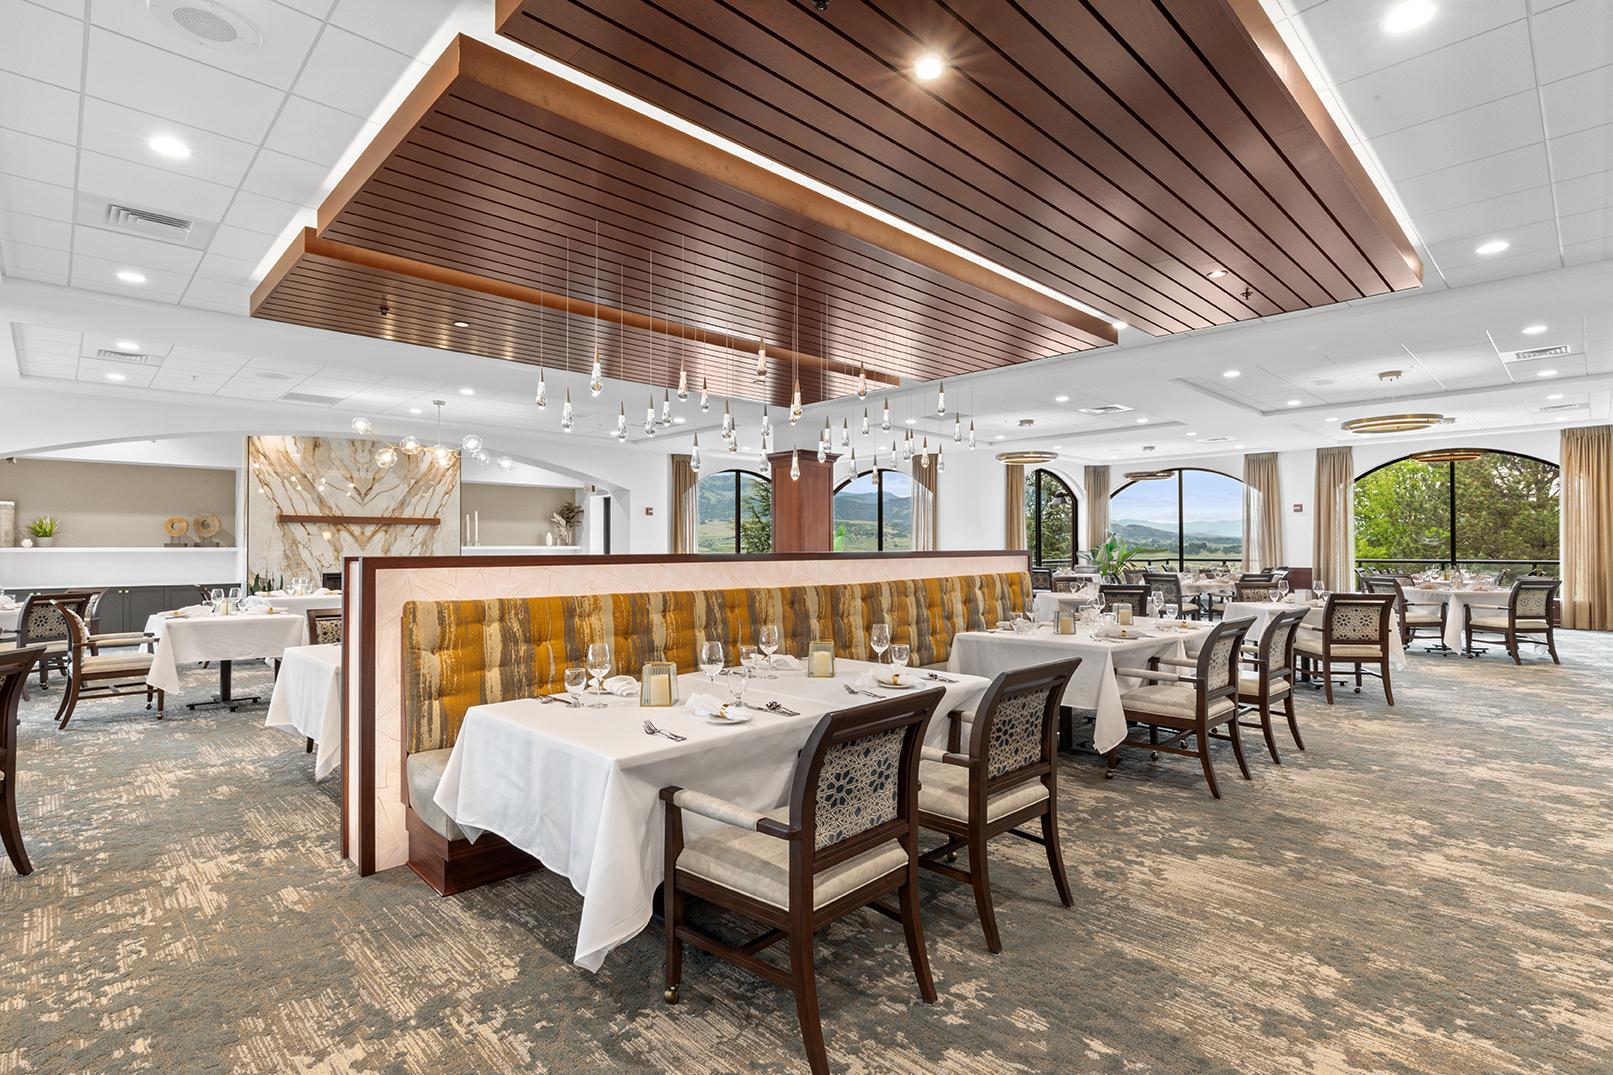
[276,514,440,526]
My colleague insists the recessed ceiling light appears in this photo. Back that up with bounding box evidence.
[104,372,127,382]
[1233,443,1246,449]
[408,407,422,415]
[1325,416,1339,422]
[1206,269,1228,279]
[1286,399,1302,407]
[1111,320,1127,330]
[994,434,1005,440]
[1382,1,1436,34]
[1555,414,1572,421]
[1546,393,1564,400]
[1222,369,1241,378]
[114,339,140,351]
[914,54,945,81]
[458,387,475,395]
[673,415,686,424]
[147,134,191,159]
[1537,369,1557,377]
[115,269,147,285]
[1474,239,1510,256]
[1522,324,1548,335]
[451,320,470,328]
[1054,394,1070,403]
[1185,431,1197,437]
[1052,445,1062,450]
[1135,417,1149,424]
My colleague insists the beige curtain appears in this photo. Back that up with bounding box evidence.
[669,455,698,554]
[1084,465,1110,549]
[1004,463,1026,550]
[1312,446,1354,591]
[911,457,938,550]
[1242,452,1283,572]
[1561,425,1613,630]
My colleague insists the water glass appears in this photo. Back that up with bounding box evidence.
[870,622,890,664]
[586,642,611,693]
[208,588,224,613]
[563,666,587,705]
[758,624,780,660]
[724,665,751,709]
[1163,603,1178,621]
[700,640,724,684]
[889,644,910,674]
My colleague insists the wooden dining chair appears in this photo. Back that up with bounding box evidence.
[1109,616,1257,798]
[2,646,44,875]
[1029,567,1054,591]
[305,608,343,646]
[52,604,163,730]
[1097,584,1149,615]
[916,657,1081,952]
[1143,572,1197,619]
[1236,608,1309,763]
[13,591,93,691]
[660,689,944,1075]
[1364,576,1446,652]
[1233,581,1282,602]
[1465,577,1561,665]
[1294,594,1397,705]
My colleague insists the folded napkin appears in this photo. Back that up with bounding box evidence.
[602,674,638,697]
[857,669,912,689]
[1095,625,1151,640]
[686,693,747,719]
[769,654,802,670]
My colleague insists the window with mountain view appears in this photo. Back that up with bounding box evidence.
[1108,468,1244,569]
[1024,468,1078,568]
[833,469,914,551]
[695,470,772,553]
[1354,450,1559,574]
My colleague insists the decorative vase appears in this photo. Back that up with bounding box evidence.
[33,536,53,548]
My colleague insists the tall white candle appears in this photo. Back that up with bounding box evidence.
[474,510,479,545]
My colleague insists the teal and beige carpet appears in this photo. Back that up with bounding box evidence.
[3,636,1610,1074]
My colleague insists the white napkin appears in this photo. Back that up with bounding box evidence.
[686,693,725,717]
[768,654,802,670]
[602,674,638,697]
[857,669,910,689]
[0,596,16,609]
[1095,624,1150,640]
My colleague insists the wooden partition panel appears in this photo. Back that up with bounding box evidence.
[344,550,1029,873]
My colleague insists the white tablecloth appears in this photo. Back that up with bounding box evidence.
[143,610,309,694]
[265,644,343,780]
[947,620,1213,754]
[1031,589,1099,620]
[0,606,18,634]
[1404,588,1511,649]
[1222,601,1408,672]
[432,659,989,972]
[254,592,342,616]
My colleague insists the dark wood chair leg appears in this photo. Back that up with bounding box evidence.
[1284,693,1304,751]
[1322,660,1335,705]
[1040,807,1073,908]
[1,790,32,876]
[898,878,937,1002]
[1197,730,1221,799]
[1258,700,1281,764]
[1104,748,1118,778]
[1380,660,1394,706]
[155,689,164,718]
[1510,632,1522,665]
[1227,716,1252,780]
[1354,663,1363,693]
[1547,628,1560,664]
[967,831,1002,954]
[305,737,314,753]
[52,678,76,726]
[663,882,684,1003]
[789,932,830,1075]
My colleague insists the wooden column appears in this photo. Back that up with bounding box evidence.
[769,451,838,553]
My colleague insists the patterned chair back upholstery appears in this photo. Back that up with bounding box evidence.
[1143,572,1184,611]
[1238,573,1272,583]
[306,609,343,646]
[17,592,92,647]
[795,689,940,855]
[970,658,1081,784]
[1321,594,1394,648]
[1098,584,1149,614]
[1233,582,1281,603]
[1257,608,1309,677]
[1030,567,1054,591]
[400,571,1029,754]
[1194,617,1256,701]
[1510,578,1559,621]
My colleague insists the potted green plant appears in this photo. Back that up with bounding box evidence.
[25,516,61,548]
[1089,531,1138,583]
[551,502,584,546]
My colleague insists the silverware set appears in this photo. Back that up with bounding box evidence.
[643,719,687,742]
[924,672,958,684]
[764,700,800,716]
[842,684,882,699]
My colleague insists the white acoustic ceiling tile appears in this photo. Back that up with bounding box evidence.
[0,127,77,188]
[84,29,284,143]
[70,251,191,299]
[1539,64,1613,139]
[0,173,74,220]
[165,346,252,372]
[1561,236,1613,265]
[81,333,171,358]
[1439,248,1565,287]
[0,71,79,143]
[1355,90,1542,182]
[263,94,378,168]
[0,210,72,249]
[1557,206,1613,244]
[181,277,252,311]
[293,26,420,119]
[244,354,322,374]
[1294,0,1526,85]
[240,149,332,208]
[1530,0,1613,81]
[148,371,230,394]
[77,149,236,222]
[1552,168,1613,215]
[203,223,277,263]
[23,0,83,16]
[17,324,79,344]
[222,190,308,237]
[1393,144,1551,216]
[330,0,458,58]
[1,239,70,276]
[20,359,76,378]
[1335,22,1536,139]
[195,249,261,284]
[72,225,204,274]
[0,0,84,90]
[1547,122,1613,180]
[1411,185,1557,245]
[88,0,322,91]
[78,98,258,189]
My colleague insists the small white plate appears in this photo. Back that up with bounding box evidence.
[707,708,753,724]
[872,678,916,690]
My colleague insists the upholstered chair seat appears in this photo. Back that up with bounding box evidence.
[86,631,155,650]
[50,603,163,729]
[1404,609,1445,626]
[1464,578,1561,665]
[1469,614,1549,630]
[1120,682,1236,720]
[74,654,154,678]
[1237,672,1290,698]
[916,758,1049,823]
[406,749,466,841]
[1294,637,1384,660]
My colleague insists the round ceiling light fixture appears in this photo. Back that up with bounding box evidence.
[995,450,1058,466]
[1381,0,1436,34]
[914,54,945,81]
[1413,448,1486,464]
[147,1,264,53]
[1340,413,1446,435]
[147,134,191,159]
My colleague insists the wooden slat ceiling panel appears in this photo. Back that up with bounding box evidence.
[497,0,1421,335]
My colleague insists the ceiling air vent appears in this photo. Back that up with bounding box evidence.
[94,349,162,365]
[1509,345,1571,362]
[1078,403,1133,415]
[1538,402,1583,413]
[280,392,346,406]
[1200,435,1233,444]
[105,203,193,242]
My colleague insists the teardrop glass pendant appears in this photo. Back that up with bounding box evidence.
[816,441,826,464]
[700,378,710,412]
[690,433,701,473]
[589,350,604,397]
[789,450,800,481]
[919,437,930,468]
[967,420,977,449]
[862,407,871,437]
[856,364,868,400]
[952,413,962,443]
[660,390,672,426]
[616,402,627,442]
[761,406,772,437]
[535,367,547,409]
[936,382,946,416]
[721,400,734,437]
[645,397,657,437]
[677,365,689,401]
[881,399,891,431]
[561,388,574,433]
[840,418,850,448]
[754,343,767,379]
[937,442,946,472]
[789,382,803,425]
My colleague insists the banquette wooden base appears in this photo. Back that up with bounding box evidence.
[405,808,540,896]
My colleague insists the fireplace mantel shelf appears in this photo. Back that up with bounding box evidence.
[276,514,441,526]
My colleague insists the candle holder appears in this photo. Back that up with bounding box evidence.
[640,661,679,707]
[806,640,836,678]
[1056,610,1076,635]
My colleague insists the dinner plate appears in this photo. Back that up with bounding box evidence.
[872,678,917,690]
[707,708,753,724]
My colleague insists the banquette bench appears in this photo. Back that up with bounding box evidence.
[397,570,1030,894]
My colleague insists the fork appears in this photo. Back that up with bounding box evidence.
[924,672,958,684]
[764,700,800,716]
[842,683,881,699]
[642,719,687,742]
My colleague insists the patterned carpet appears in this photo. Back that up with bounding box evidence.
[2,635,1610,1075]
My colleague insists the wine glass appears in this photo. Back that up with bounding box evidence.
[1163,602,1178,622]
[889,643,910,677]
[207,588,223,613]
[739,643,761,678]
[700,640,724,685]
[724,665,751,710]
[870,622,890,665]
[586,642,611,693]
[757,624,780,676]
[563,666,587,706]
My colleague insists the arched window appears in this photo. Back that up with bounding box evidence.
[1353,450,1559,575]
[1024,468,1078,569]
[695,469,772,553]
[1109,468,1244,571]
[833,468,914,551]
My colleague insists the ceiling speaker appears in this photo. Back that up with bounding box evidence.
[147,1,263,53]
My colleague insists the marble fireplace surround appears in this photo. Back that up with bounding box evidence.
[343,550,1031,874]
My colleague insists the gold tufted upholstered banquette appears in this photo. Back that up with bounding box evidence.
[400,572,1029,754]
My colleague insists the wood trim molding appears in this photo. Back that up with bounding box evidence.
[277,513,441,527]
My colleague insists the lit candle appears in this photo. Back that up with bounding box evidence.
[648,675,670,706]
[473,510,479,545]
[1117,605,1133,627]
[809,650,833,677]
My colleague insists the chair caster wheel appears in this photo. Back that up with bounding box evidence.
[945,851,957,863]
[1104,770,1114,779]
[1150,751,1159,760]
[664,986,679,1003]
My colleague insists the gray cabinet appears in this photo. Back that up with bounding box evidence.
[6,583,236,635]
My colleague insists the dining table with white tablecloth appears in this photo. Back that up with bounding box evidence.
[264,643,343,779]
[1220,600,1408,671]
[1031,588,1101,621]
[0,604,18,635]
[251,591,342,616]
[431,658,991,972]
[144,607,309,704]
[946,619,1215,754]
[1402,587,1512,650]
